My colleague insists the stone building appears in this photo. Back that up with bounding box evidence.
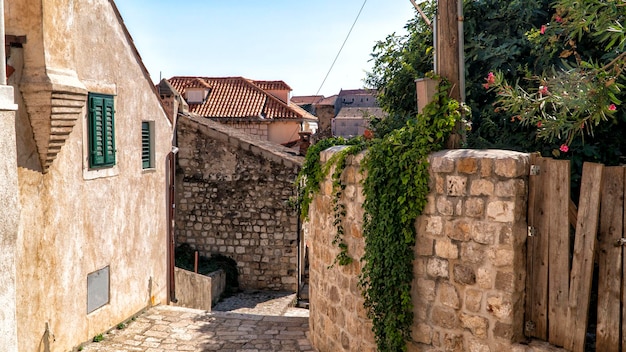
[3,0,174,350]
[174,115,303,292]
[166,76,317,146]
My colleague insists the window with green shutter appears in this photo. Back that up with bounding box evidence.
[141,121,154,169]
[88,93,116,168]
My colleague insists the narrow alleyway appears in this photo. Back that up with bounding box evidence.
[80,292,312,352]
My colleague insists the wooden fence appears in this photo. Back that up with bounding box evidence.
[526,154,626,351]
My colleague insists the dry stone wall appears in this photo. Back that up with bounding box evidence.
[176,116,302,291]
[308,148,562,352]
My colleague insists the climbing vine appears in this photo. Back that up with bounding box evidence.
[297,77,465,351]
[360,78,465,351]
[296,136,366,266]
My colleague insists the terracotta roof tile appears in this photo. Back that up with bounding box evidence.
[167,76,304,120]
[291,95,324,105]
[338,88,378,96]
[252,80,292,91]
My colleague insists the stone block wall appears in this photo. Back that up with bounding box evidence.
[308,148,376,352]
[308,148,545,352]
[221,120,269,140]
[411,149,529,351]
[175,116,302,291]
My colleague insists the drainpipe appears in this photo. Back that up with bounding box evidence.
[296,186,302,302]
[168,146,179,303]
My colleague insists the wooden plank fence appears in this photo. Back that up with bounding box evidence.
[526,155,626,351]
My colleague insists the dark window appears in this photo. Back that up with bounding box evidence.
[142,121,154,169]
[88,93,115,168]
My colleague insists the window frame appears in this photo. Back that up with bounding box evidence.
[141,120,155,169]
[88,93,116,168]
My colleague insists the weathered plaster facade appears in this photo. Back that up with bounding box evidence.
[6,0,173,351]
[175,116,302,291]
[309,149,565,352]
[0,75,19,352]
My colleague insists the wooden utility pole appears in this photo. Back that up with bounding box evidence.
[437,0,461,101]
[436,0,463,147]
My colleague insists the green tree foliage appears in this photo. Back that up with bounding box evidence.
[367,0,626,179]
[489,0,625,162]
[364,2,435,135]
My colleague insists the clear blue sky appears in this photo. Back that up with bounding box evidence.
[115,0,416,97]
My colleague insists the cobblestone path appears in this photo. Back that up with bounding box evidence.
[80,292,312,352]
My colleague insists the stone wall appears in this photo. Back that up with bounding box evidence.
[176,116,302,292]
[308,148,375,352]
[309,148,566,352]
[220,120,269,140]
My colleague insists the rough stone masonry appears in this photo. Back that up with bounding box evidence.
[175,116,302,292]
[308,148,568,352]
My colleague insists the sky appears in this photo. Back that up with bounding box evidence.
[115,0,416,97]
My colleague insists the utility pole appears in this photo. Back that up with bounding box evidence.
[436,0,461,102]
[412,0,465,148]
[436,0,464,148]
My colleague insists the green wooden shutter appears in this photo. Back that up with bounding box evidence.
[103,97,115,165]
[88,93,115,168]
[141,121,151,169]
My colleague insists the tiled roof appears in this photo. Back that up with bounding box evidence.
[291,95,324,105]
[167,76,304,120]
[318,95,337,105]
[338,88,378,97]
[288,102,318,122]
[252,80,292,91]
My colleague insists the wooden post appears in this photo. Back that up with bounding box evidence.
[437,0,460,100]
[437,0,462,148]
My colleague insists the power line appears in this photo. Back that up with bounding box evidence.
[315,0,368,96]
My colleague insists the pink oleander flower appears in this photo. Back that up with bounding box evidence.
[555,16,563,23]
[608,104,617,111]
[538,85,549,95]
[540,25,547,34]
[483,72,495,89]
[560,144,569,153]
[537,121,543,128]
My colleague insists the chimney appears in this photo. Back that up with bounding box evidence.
[298,131,312,156]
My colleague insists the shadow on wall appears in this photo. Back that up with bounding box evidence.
[175,243,239,296]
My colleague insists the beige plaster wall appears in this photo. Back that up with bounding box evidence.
[0,85,19,352]
[6,0,173,351]
[268,120,301,144]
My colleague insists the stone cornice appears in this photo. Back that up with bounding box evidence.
[20,68,87,173]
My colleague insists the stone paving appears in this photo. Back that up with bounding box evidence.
[80,292,312,352]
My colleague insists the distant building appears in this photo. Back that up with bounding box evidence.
[166,77,317,146]
[333,107,385,138]
[334,88,379,115]
[293,88,383,139]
